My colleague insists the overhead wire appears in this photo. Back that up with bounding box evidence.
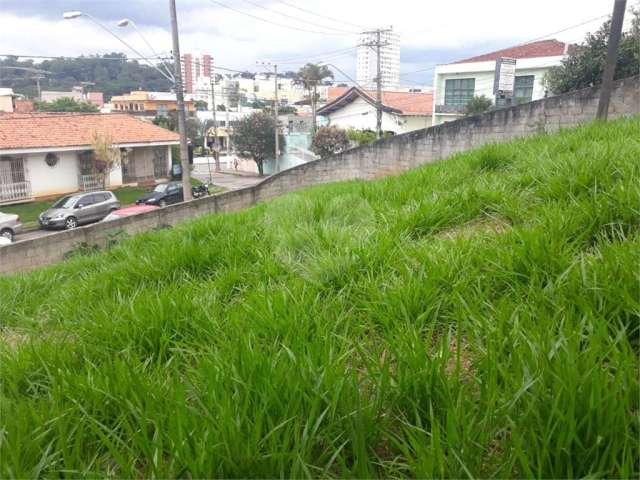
[206,0,357,36]
[272,0,369,30]
[238,0,360,35]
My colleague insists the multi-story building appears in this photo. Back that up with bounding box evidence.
[111,91,196,118]
[180,53,212,94]
[357,28,401,89]
[431,39,569,126]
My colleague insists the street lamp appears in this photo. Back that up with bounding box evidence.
[63,11,174,83]
[117,18,174,81]
[257,60,280,173]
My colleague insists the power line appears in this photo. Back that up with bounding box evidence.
[272,0,369,30]
[238,0,359,34]
[206,0,357,36]
[275,46,359,65]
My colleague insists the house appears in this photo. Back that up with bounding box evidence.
[111,91,196,118]
[317,87,433,134]
[0,112,179,204]
[432,39,569,125]
[0,88,16,113]
[40,87,105,108]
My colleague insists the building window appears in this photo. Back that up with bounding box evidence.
[514,75,535,103]
[444,78,475,106]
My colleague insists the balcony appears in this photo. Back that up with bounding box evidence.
[434,104,466,114]
[0,181,32,204]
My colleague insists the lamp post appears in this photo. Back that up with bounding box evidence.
[116,18,175,81]
[63,8,192,198]
[63,11,174,83]
[257,61,280,173]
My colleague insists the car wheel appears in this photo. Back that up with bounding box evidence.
[160,200,167,208]
[0,228,13,242]
[65,216,78,229]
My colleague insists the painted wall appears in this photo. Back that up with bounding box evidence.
[432,56,564,125]
[26,151,79,197]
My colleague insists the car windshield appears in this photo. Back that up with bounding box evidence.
[51,196,77,209]
[153,184,169,193]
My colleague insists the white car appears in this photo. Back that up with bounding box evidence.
[0,211,22,242]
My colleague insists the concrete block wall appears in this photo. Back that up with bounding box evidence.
[1,76,638,274]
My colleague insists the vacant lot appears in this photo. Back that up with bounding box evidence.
[1,118,638,478]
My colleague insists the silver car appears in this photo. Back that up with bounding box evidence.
[0,211,22,242]
[39,191,120,230]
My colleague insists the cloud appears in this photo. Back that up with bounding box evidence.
[1,0,616,86]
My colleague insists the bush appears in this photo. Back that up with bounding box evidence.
[311,126,350,158]
[464,95,493,116]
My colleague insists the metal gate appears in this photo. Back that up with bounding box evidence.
[0,156,32,203]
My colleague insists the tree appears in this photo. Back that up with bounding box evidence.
[35,97,99,112]
[91,131,121,188]
[311,126,350,158]
[294,63,334,132]
[232,112,285,176]
[464,95,493,116]
[194,100,208,111]
[546,8,639,94]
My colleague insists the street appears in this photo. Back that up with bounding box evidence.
[12,171,265,244]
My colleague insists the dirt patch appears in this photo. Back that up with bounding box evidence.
[436,215,510,240]
[0,327,28,350]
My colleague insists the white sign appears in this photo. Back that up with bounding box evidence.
[494,57,517,94]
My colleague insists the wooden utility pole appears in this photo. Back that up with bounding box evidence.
[273,64,280,173]
[362,28,391,139]
[169,0,192,199]
[210,68,220,172]
[597,0,627,120]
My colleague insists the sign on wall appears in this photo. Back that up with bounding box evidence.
[493,57,517,95]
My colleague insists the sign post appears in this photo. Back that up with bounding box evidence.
[493,57,517,107]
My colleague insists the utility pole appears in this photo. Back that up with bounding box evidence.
[169,0,192,200]
[362,28,391,139]
[597,0,627,120]
[210,68,220,172]
[257,61,280,173]
[273,64,280,173]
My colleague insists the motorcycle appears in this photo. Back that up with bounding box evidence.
[191,183,210,199]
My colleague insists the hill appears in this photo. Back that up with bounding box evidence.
[1,117,639,478]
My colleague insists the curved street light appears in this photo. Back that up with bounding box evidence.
[117,18,174,81]
[63,11,174,83]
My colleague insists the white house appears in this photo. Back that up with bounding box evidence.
[0,112,179,204]
[432,39,569,125]
[317,87,433,135]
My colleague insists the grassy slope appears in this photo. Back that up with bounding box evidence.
[1,118,638,478]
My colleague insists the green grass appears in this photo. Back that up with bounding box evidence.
[1,118,638,478]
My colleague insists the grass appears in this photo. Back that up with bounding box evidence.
[1,178,207,227]
[1,117,638,478]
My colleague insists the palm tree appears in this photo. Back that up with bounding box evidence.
[294,63,334,132]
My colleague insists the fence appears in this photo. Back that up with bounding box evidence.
[78,174,105,192]
[0,181,32,204]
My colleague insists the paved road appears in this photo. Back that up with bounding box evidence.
[12,171,265,244]
[192,167,264,191]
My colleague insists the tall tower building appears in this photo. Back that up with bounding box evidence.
[356,28,400,90]
[180,53,212,94]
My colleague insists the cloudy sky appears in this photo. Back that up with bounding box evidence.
[0,0,628,85]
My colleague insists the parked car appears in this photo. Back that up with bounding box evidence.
[0,212,22,242]
[136,181,184,207]
[103,204,159,222]
[39,191,120,230]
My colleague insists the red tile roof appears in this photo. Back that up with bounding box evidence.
[322,87,433,115]
[0,112,179,151]
[453,39,568,64]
